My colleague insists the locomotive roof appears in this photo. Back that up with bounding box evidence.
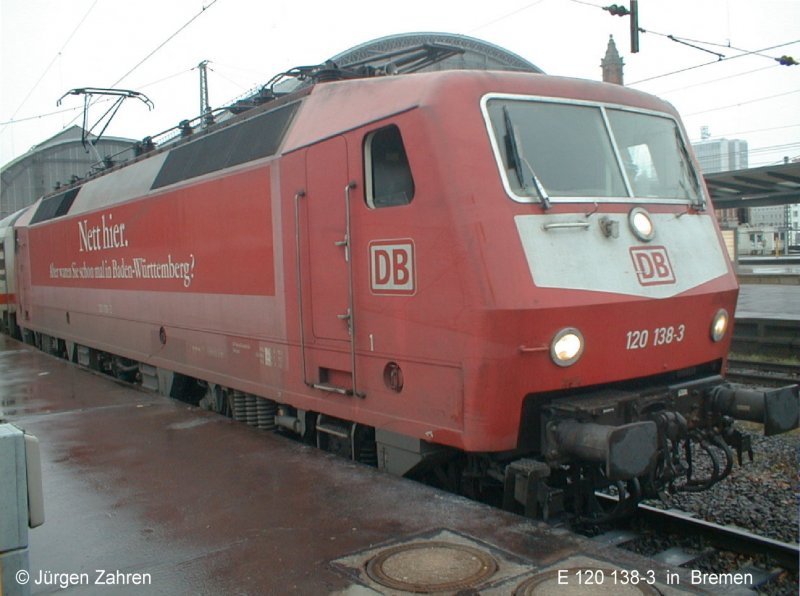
[18,69,680,228]
[282,69,678,153]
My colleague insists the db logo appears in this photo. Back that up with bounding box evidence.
[370,239,415,295]
[630,246,676,286]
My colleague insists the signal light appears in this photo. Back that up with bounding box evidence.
[604,2,639,53]
[604,4,630,16]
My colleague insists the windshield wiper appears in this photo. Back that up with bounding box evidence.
[675,128,705,210]
[503,106,550,209]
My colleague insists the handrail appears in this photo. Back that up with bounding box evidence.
[293,190,310,387]
[542,221,591,231]
[343,181,365,398]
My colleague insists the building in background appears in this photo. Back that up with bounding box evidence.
[691,132,749,232]
[693,130,749,174]
[0,126,136,219]
[600,35,624,85]
[689,133,799,255]
[741,157,799,254]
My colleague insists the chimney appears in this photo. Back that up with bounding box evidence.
[601,35,624,85]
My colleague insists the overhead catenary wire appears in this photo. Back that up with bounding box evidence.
[644,30,775,60]
[697,141,800,159]
[467,0,547,33]
[0,105,86,127]
[109,0,221,89]
[565,0,605,8]
[684,89,800,117]
[629,40,800,85]
[580,4,800,133]
[654,65,778,96]
[746,141,800,155]
[0,70,194,128]
[207,62,268,78]
[697,141,800,168]
[206,66,251,93]
[563,0,798,80]
[2,0,796,171]
[0,0,98,136]
[61,0,222,131]
[691,122,800,142]
[137,68,196,91]
[639,27,799,66]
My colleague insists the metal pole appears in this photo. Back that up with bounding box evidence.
[630,0,640,53]
[198,60,211,127]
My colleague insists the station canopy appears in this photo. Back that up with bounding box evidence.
[328,32,543,74]
[230,32,543,113]
[705,162,800,209]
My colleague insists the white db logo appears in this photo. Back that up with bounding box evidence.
[630,246,676,286]
[369,240,415,295]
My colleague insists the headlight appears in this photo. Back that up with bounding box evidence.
[551,328,584,367]
[629,207,655,242]
[711,309,729,342]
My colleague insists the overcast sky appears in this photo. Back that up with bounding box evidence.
[1,0,798,170]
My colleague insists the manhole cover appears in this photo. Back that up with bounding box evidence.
[366,540,498,593]
[514,568,660,595]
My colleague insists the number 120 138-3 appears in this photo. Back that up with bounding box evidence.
[626,325,685,350]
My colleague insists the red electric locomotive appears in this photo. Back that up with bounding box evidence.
[11,41,798,519]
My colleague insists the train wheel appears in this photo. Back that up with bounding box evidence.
[217,387,230,417]
[199,385,229,416]
[111,357,139,383]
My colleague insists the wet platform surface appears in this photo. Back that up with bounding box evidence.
[0,335,706,595]
[736,285,800,320]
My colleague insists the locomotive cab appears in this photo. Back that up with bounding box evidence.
[293,71,797,519]
[450,76,798,519]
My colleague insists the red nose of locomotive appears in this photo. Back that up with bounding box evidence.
[472,90,738,405]
[452,80,797,520]
[509,205,737,388]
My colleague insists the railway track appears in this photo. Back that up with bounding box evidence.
[728,315,799,386]
[590,501,799,592]
[727,357,799,386]
[731,317,800,362]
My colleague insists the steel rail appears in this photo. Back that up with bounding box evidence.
[727,358,799,376]
[634,503,799,572]
[727,357,799,386]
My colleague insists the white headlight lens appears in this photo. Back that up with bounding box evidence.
[711,309,729,342]
[551,328,584,367]
[629,207,655,242]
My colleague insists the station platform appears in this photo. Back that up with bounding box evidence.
[736,258,800,287]
[0,336,708,595]
[736,285,800,321]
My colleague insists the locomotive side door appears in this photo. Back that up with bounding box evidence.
[300,136,361,395]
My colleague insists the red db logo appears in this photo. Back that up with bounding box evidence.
[370,240,415,295]
[630,246,676,286]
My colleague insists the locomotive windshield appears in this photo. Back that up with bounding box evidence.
[483,96,703,205]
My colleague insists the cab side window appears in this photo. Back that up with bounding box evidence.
[364,125,415,208]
